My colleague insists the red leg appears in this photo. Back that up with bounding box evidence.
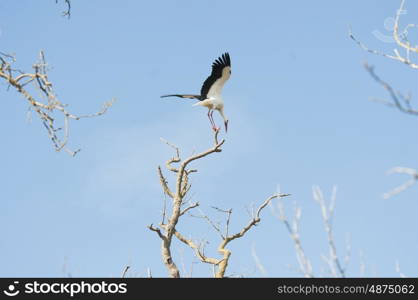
[210,111,219,131]
[208,110,216,130]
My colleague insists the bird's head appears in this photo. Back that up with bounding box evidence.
[223,66,232,81]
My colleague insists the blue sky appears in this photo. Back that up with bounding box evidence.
[1,0,417,277]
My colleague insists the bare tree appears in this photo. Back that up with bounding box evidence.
[272,186,350,277]
[351,0,418,198]
[350,0,418,69]
[272,196,313,277]
[0,2,115,156]
[148,131,290,277]
[0,51,115,156]
[383,167,418,199]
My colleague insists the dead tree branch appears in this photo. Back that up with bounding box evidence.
[354,0,418,198]
[149,130,290,277]
[175,193,290,278]
[364,63,418,115]
[148,131,225,278]
[350,0,418,69]
[274,186,350,277]
[383,167,418,199]
[363,62,418,197]
[313,185,347,278]
[213,193,290,278]
[251,243,267,276]
[272,198,313,277]
[0,51,115,156]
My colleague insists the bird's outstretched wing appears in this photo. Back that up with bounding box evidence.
[160,94,202,100]
[200,52,231,100]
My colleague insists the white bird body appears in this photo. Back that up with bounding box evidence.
[193,97,223,110]
[161,53,231,132]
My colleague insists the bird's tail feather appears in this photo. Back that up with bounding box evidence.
[160,94,201,100]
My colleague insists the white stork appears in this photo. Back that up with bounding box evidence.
[161,52,231,132]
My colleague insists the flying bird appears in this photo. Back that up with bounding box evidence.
[161,52,231,132]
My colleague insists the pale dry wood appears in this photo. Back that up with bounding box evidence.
[158,166,174,199]
[0,51,115,155]
[352,0,418,198]
[180,202,199,216]
[274,186,350,278]
[350,0,418,69]
[214,193,290,278]
[150,129,290,277]
[273,199,313,277]
[177,193,290,278]
[313,185,346,278]
[149,131,225,277]
[383,167,418,199]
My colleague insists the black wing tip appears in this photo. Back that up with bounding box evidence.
[161,94,201,100]
[223,52,231,66]
[161,94,181,98]
[212,52,231,68]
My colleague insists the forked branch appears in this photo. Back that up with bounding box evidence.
[149,130,290,277]
[175,193,290,278]
[350,0,418,69]
[0,51,115,156]
[274,186,350,277]
[383,167,418,199]
[148,130,225,277]
[364,63,418,115]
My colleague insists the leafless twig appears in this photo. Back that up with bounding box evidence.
[363,62,418,115]
[354,0,418,198]
[149,130,290,277]
[395,260,407,278]
[272,198,313,277]
[350,0,418,69]
[251,243,267,276]
[175,193,290,278]
[191,209,225,239]
[148,131,225,277]
[180,202,199,216]
[383,167,418,199]
[0,51,115,156]
[275,186,350,277]
[121,266,130,278]
[313,185,347,277]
